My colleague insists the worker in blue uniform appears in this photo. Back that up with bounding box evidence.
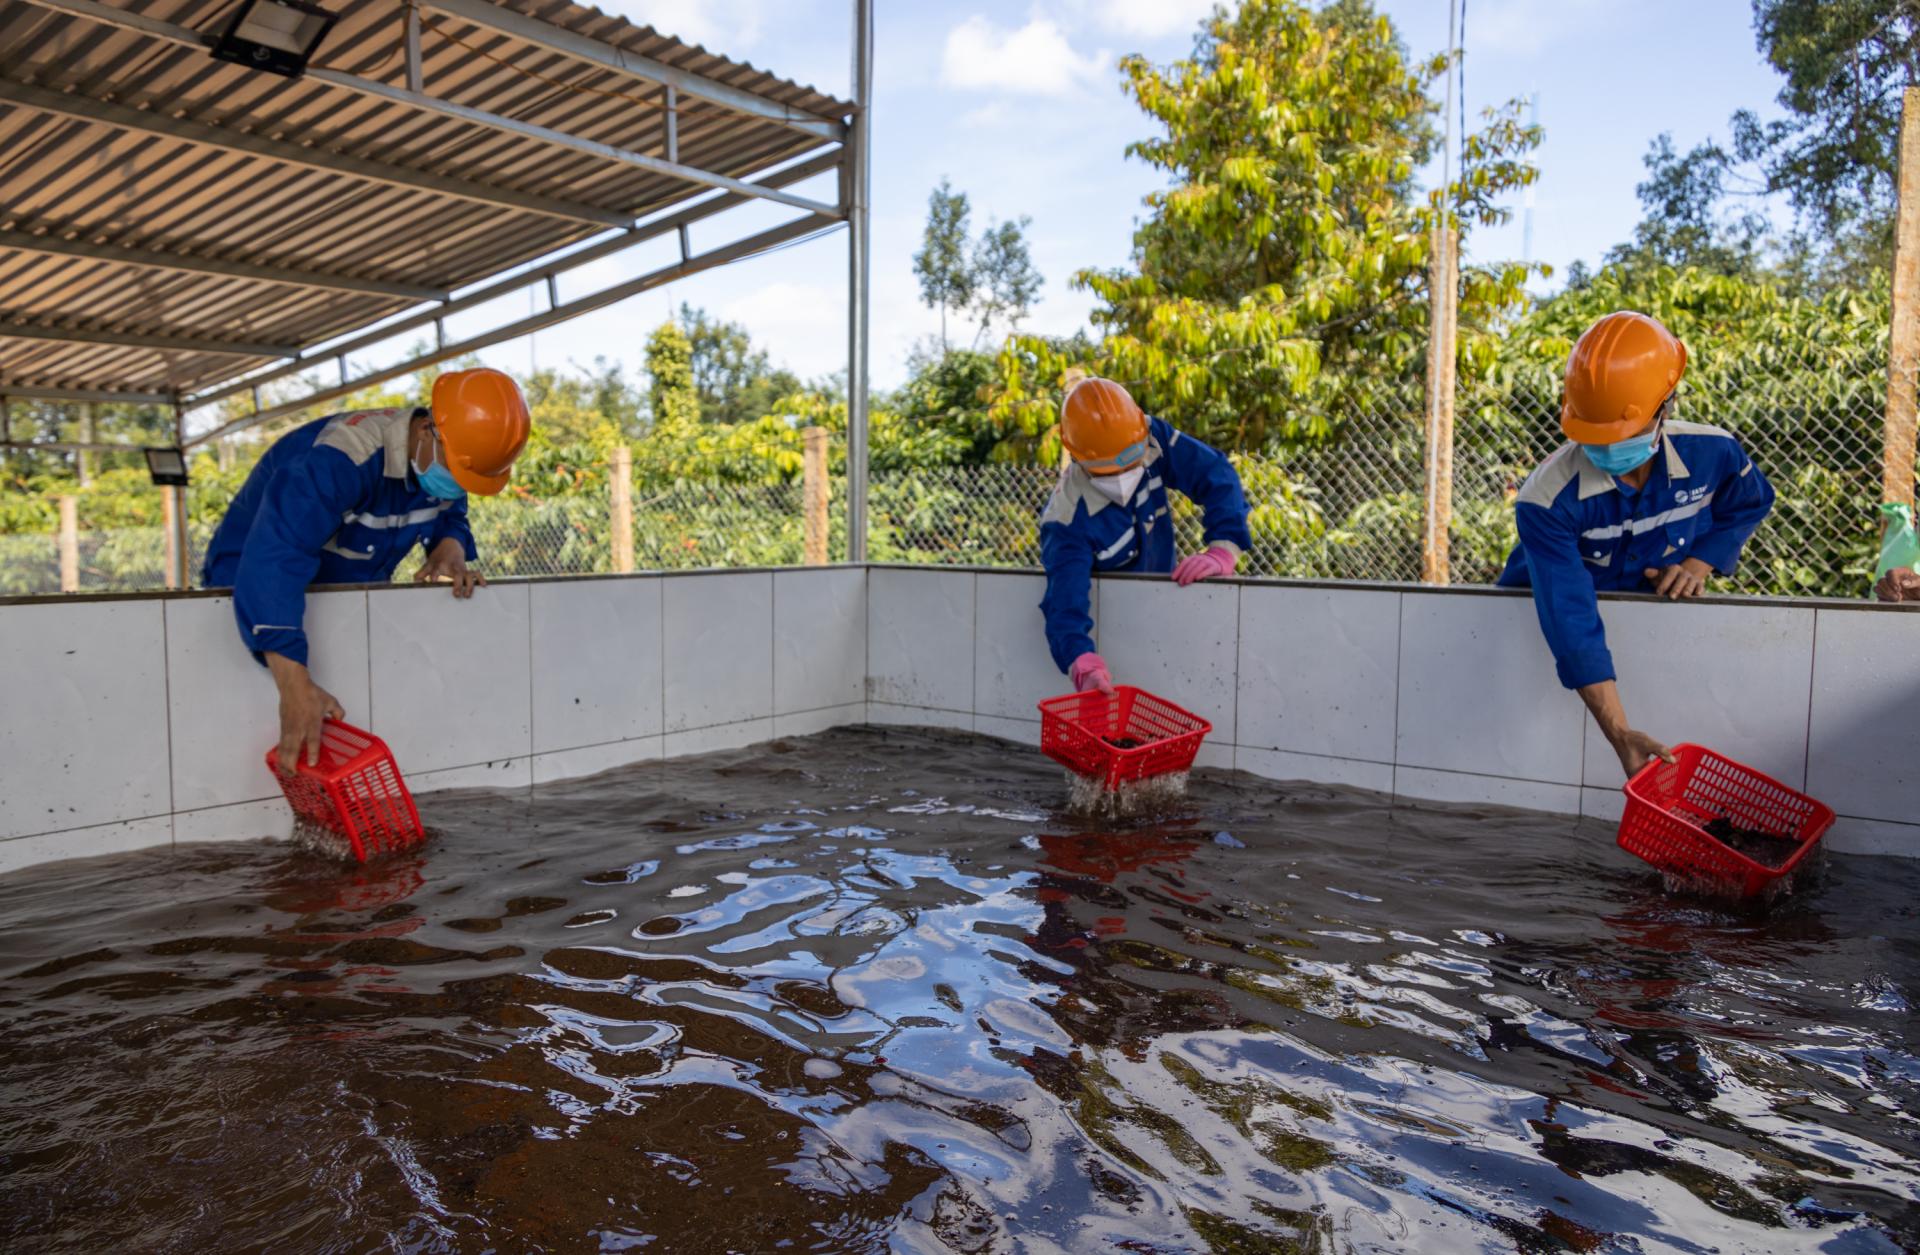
[1039,377,1252,692]
[202,368,531,773]
[1497,312,1775,777]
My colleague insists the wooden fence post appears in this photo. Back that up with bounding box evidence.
[1885,85,1920,513]
[57,495,79,593]
[161,484,180,589]
[609,445,634,574]
[1421,223,1460,585]
[803,425,829,565]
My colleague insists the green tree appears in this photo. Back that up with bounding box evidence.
[679,304,801,424]
[967,217,1043,348]
[994,0,1541,450]
[1605,134,1771,278]
[913,177,977,350]
[1735,0,1920,283]
[645,319,700,430]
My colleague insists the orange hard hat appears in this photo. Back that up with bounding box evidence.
[1060,377,1149,474]
[1561,311,1689,445]
[430,367,530,496]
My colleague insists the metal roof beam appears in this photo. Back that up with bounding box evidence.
[0,78,632,230]
[182,146,844,412]
[421,0,846,143]
[0,320,299,358]
[188,211,840,446]
[0,229,449,303]
[18,0,842,218]
[0,383,176,405]
[305,70,842,219]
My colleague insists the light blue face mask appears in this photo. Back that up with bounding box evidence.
[1584,429,1660,476]
[413,435,467,501]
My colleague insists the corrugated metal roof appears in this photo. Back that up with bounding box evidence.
[0,0,849,401]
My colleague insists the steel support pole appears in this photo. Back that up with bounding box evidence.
[845,0,872,563]
[170,401,190,588]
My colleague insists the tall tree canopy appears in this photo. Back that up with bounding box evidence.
[994,0,1540,450]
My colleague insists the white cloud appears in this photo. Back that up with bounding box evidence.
[940,16,1109,97]
[1065,0,1215,40]
[594,0,770,52]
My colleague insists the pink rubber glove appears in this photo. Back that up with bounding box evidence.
[1172,546,1237,587]
[1068,652,1114,694]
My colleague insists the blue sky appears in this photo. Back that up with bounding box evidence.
[452,0,1791,394]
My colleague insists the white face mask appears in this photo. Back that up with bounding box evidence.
[1089,464,1144,504]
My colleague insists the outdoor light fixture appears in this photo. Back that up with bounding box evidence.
[144,447,189,487]
[210,0,336,78]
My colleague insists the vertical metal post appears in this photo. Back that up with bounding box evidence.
[609,445,634,573]
[1884,85,1920,512]
[803,425,829,565]
[405,1,423,93]
[169,399,190,589]
[667,87,690,261]
[845,0,872,563]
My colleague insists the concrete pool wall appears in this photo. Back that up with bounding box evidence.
[1,564,1914,873]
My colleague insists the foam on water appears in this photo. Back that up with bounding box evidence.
[1063,767,1190,817]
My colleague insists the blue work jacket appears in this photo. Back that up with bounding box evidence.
[1496,419,1775,689]
[1038,416,1252,672]
[201,408,476,667]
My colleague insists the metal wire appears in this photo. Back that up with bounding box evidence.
[4,342,1910,600]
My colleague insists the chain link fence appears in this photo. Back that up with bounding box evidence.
[2,341,1908,599]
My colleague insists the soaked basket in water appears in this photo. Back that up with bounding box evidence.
[1037,686,1212,790]
[265,719,425,862]
[1618,743,1834,899]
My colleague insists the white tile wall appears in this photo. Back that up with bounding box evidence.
[1396,594,1586,786]
[974,572,1070,720]
[1583,600,1815,790]
[1095,578,1240,736]
[409,757,534,794]
[165,590,371,813]
[1579,785,1628,824]
[1393,765,1582,816]
[532,736,663,786]
[867,568,975,711]
[368,582,532,775]
[531,579,663,753]
[0,817,172,876]
[1807,608,1920,827]
[663,573,774,732]
[772,703,867,740]
[1237,747,1394,796]
[8,575,1920,877]
[1827,815,1920,858]
[774,568,865,715]
[866,702,971,733]
[0,600,171,840]
[1239,585,1400,762]
[973,713,1042,747]
[174,799,290,846]
[662,718,774,760]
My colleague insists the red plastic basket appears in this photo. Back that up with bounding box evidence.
[1617,743,1834,899]
[1036,686,1212,790]
[265,719,425,862]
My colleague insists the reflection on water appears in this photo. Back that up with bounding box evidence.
[1,727,1917,1253]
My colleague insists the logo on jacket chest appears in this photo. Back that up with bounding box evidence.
[1674,485,1708,505]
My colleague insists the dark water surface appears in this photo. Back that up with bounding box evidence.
[3,727,1919,1253]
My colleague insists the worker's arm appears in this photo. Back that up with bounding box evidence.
[1154,418,1252,556]
[1039,520,1098,674]
[1515,500,1670,777]
[231,447,361,772]
[1687,448,1775,574]
[418,498,485,598]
